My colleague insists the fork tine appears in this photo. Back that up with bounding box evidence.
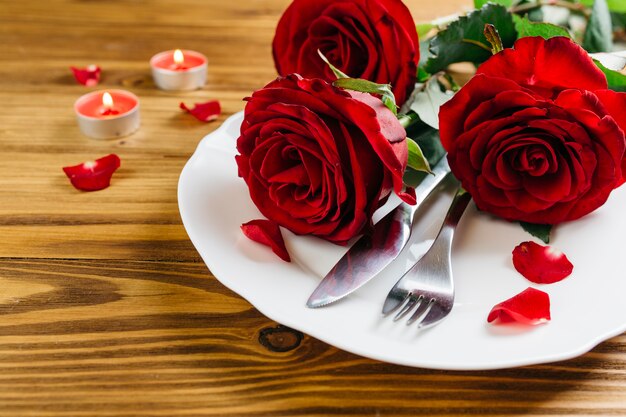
[382,290,410,315]
[393,294,422,321]
[406,297,434,325]
[382,187,470,330]
[417,302,451,328]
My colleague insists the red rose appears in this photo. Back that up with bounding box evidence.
[272,0,419,106]
[236,74,416,245]
[440,37,626,224]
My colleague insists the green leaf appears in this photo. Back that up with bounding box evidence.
[417,66,430,82]
[317,50,349,79]
[594,60,626,92]
[332,78,398,115]
[425,4,517,74]
[512,14,571,39]
[417,22,435,39]
[520,222,552,244]
[406,137,432,174]
[419,40,432,68]
[613,12,626,29]
[403,125,446,188]
[579,0,626,13]
[583,0,614,52]
[474,0,512,7]
[608,0,626,12]
[409,77,454,130]
[474,0,513,9]
[406,123,447,167]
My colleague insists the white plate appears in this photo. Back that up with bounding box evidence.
[178,112,626,370]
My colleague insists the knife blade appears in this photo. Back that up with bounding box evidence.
[306,157,452,308]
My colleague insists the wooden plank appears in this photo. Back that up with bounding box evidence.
[0,0,624,415]
[0,259,624,417]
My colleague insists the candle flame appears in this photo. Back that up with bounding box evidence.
[102,92,114,109]
[173,49,184,65]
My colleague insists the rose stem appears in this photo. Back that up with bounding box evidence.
[398,112,420,129]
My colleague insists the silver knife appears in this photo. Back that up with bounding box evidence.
[306,157,452,308]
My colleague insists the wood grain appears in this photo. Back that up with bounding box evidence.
[1,259,625,417]
[0,0,624,416]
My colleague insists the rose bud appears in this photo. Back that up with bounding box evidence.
[236,74,416,245]
[272,0,419,106]
[440,37,626,224]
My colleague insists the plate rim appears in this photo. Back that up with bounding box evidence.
[178,111,626,370]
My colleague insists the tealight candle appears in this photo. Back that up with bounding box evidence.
[150,49,208,91]
[74,89,140,139]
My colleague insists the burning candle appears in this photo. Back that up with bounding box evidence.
[74,89,140,139]
[173,49,185,69]
[150,49,208,91]
[100,92,119,116]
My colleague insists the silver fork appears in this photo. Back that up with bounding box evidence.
[382,187,471,328]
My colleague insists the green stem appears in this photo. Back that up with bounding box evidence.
[398,112,420,129]
[511,0,590,18]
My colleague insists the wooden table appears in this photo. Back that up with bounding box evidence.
[1,1,624,415]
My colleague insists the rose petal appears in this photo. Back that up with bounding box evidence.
[594,89,626,185]
[477,37,607,98]
[236,74,413,245]
[487,287,551,325]
[241,219,291,262]
[439,74,533,151]
[180,100,221,122]
[512,241,573,284]
[62,154,121,191]
[272,0,419,105]
[70,65,101,86]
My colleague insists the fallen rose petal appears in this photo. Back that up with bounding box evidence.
[241,219,291,262]
[70,65,101,86]
[62,154,121,191]
[488,287,551,325]
[512,241,573,284]
[180,100,221,122]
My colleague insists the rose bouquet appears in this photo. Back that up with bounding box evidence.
[235,0,626,323]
